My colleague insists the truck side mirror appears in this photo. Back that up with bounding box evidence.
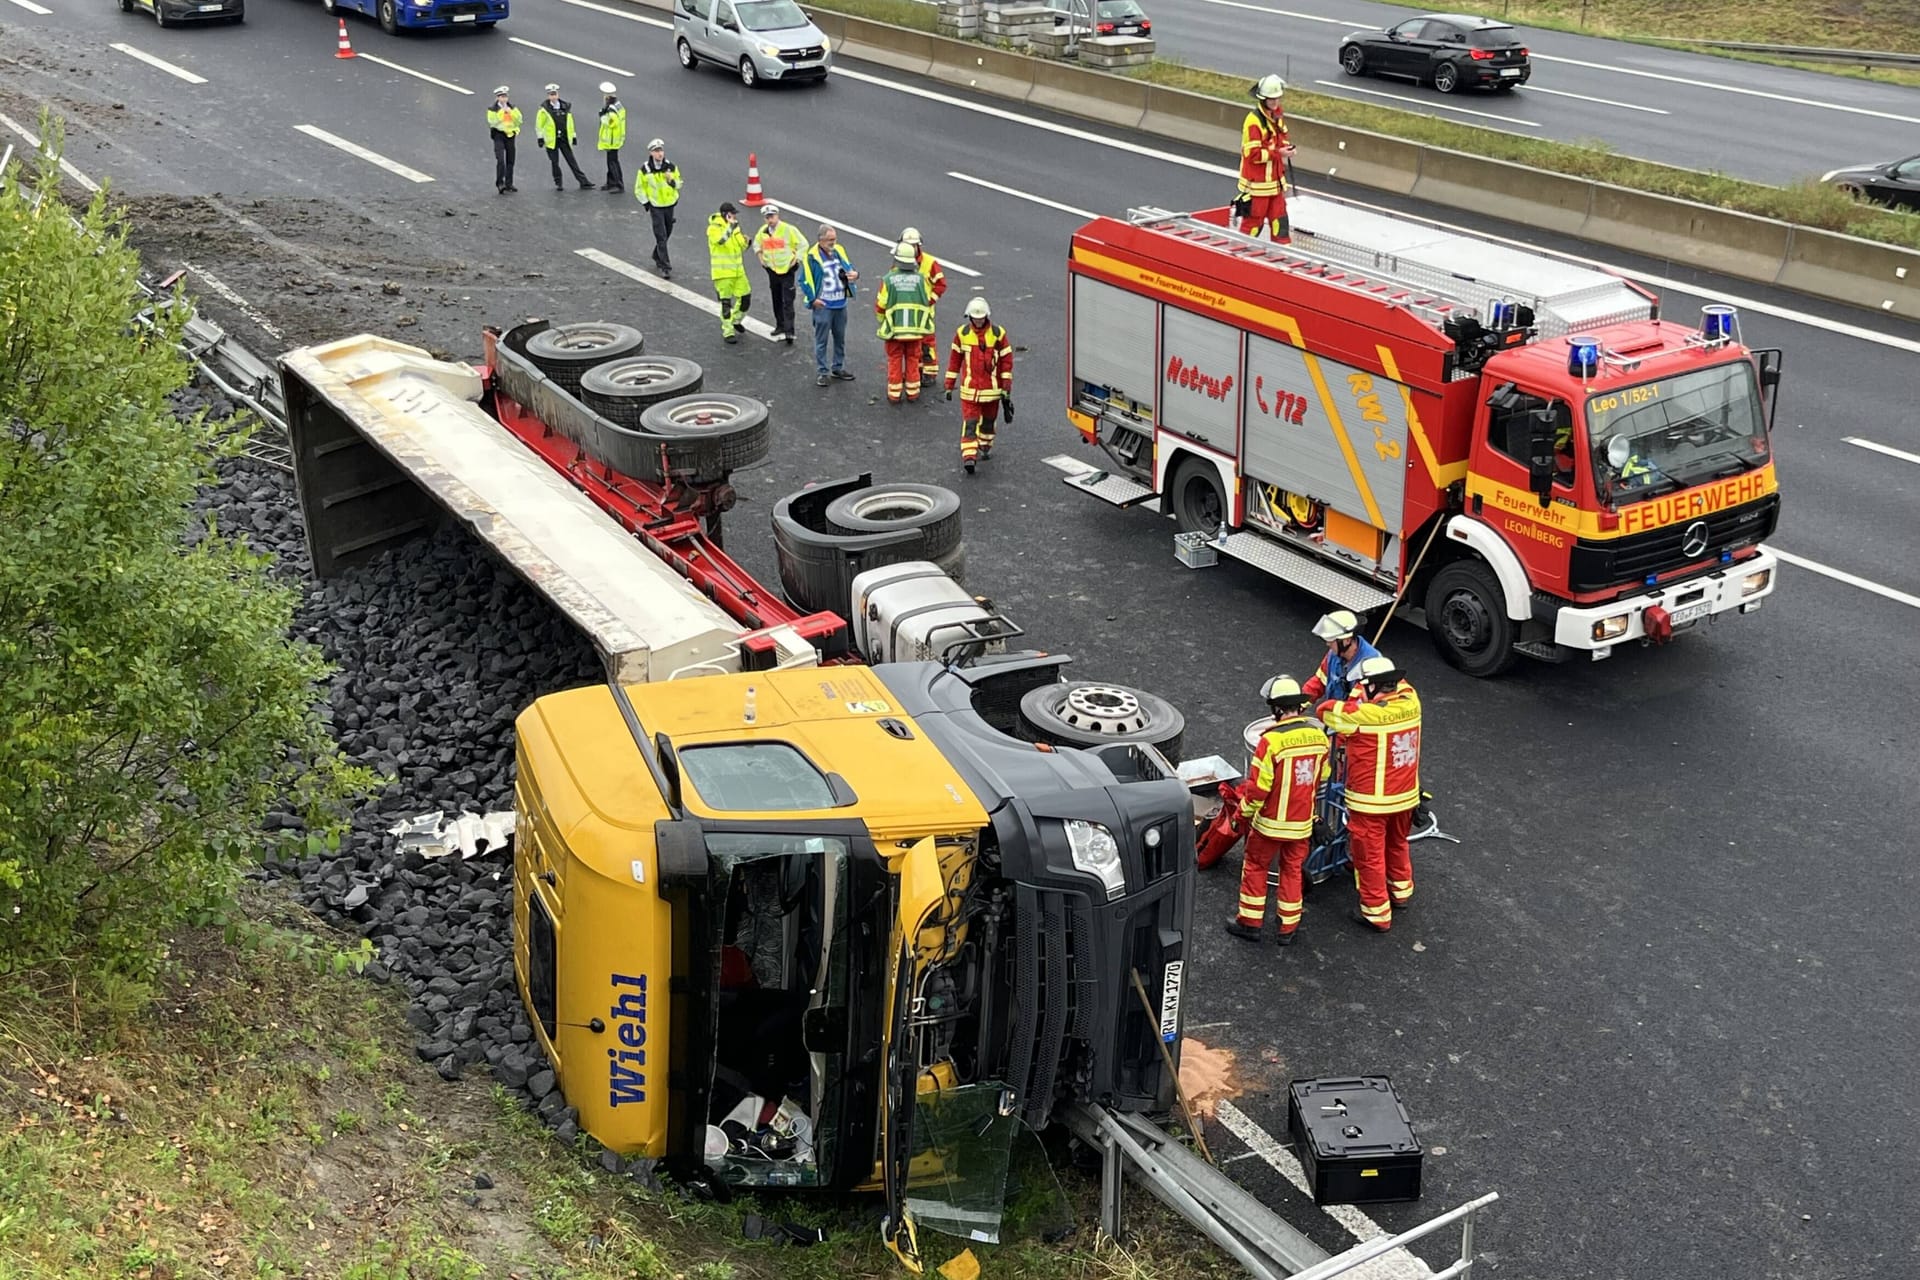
[1754,348,1783,425]
[1524,407,1558,505]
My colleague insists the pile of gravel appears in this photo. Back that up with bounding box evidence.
[191,387,635,1159]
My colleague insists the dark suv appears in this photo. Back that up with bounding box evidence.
[1339,13,1530,93]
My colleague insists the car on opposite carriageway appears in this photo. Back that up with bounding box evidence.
[1338,13,1531,94]
[1822,153,1920,212]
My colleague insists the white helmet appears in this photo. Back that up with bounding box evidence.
[893,240,917,265]
[902,226,923,246]
[1311,609,1360,642]
[544,83,560,94]
[1353,654,1403,690]
[1255,74,1286,99]
[493,85,510,97]
[965,297,990,320]
[599,81,617,95]
[647,138,665,150]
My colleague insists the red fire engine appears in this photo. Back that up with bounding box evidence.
[1050,194,1783,675]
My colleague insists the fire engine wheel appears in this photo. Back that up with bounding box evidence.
[1432,62,1461,94]
[1340,44,1366,76]
[1168,458,1227,535]
[1018,681,1185,760]
[579,356,704,428]
[822,484,963,559]
[524,322,645,394]
[1425,560,1519,677]
[639,393,772,473]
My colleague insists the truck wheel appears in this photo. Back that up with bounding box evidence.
[1425,560,1518,677]
[932,542,966,585]
[378,0,397,32]
[640,393,772,476]
[823,484,962,558]
[1168,458,1226,535]
[525,322,644,394]
[579,356,703,428]
[1018,681,1185,759]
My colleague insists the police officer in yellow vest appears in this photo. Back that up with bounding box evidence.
[595,82,626,193]
[535,83,594,191]
[708,201,753,344]
[752,203,807,345]
[487,86,521,195]
[875,240,936,404]
[636,139,682,279]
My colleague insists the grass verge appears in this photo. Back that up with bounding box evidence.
[0,887,1238,1280]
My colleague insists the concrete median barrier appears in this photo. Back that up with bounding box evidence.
[927,39,1037,101]
[1290,119,1423,198]
[838,15,933,75]
[1777,227,1920,317]
[1412,146,1594,237]
[1027,58,1148,129]
[1581,186,1796,283]
[1139,84,1242,154]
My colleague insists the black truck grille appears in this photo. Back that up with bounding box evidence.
[1568,495,1777,593]
[1008,885,1094,1129]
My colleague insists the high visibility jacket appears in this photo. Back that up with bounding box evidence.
[876,269,935,341]
[1324,683,1422,815]
[1240,715,1331,840]
[597,100,626,151]
[707,215,749,289]
[915,250,949,305]
[944,321,1012,401]
[753,219,806,273]
[1302,637,1380,704]
[488,103,522,138]
[800,244,857,308]
[535,101,577,149]
[1239,105,1288,197]
[636,158,681,208]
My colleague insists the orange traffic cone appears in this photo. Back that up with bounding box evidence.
[742,153,765,208]
[335,18,356,58]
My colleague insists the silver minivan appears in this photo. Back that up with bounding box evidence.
[674,0,833,87]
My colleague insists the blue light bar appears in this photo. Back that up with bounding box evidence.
[1701,304,1737,341]
[1490,299,1515,328]
[1568,335,1600,378]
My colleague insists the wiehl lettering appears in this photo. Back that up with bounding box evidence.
[607,972,648,1107]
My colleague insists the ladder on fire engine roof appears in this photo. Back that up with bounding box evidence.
[1128,195,1655,338]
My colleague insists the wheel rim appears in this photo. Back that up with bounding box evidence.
[1342,47,1362,73]
[1058,685,1149,736]
[1183,475,1223,530]
[547,325,626,354]
[1436,65,1456,91]
[678,39,693,65]
[741,59,756,85]
[840,491,935,523]
[601,360,676,390]
[654,398,744,432]
[1438,587,1493,655]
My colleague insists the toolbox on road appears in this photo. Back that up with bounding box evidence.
[1288,1075,1423,1205]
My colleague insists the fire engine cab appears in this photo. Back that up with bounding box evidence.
[1049,194,1783,676]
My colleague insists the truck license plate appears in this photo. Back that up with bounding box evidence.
[1670,601,1709,626]
[1158,961,1184,1043]
[451,12,476,18]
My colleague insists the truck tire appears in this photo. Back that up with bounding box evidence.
[1018,681,1185,759]
[1425,560,1519,677]
[1168,457,1226,535]
[524,322,644,394]
[579,356,703,429]
[823,483,962,558]
[639,394,772,474]
[932,542,966,586]
[378,0,398,33]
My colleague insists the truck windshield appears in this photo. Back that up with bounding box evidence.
[905,1082,1016,1244]
[1587,360,1769,506]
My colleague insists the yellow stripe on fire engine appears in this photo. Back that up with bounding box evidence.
[1300,351,1388,530]
[1072,247,1307,347]
[1375,345,1466,490]
[1467,464,1778,541]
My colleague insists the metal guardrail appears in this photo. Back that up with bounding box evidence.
[1292,1192,1499,1280]
[1684,39,1920,69]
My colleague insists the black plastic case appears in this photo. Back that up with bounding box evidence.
[1287,1076,1423,1205]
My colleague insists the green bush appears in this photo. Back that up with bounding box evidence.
[0,127,368,976]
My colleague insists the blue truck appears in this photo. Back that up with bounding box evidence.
[323,0,506,34]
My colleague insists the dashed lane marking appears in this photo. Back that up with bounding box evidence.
[1772,549,1920,610]
[4,0,54,15]
[773,200,983,278]
[1310,80,1540,128]
[1530,53,1920,126]
[0,111,101,191]
[576,247,780,343]
[555,0,670,26]
[1844,437,1920,468]
[110,42,208,85]
[507,36,633,77]
[1523,83,1668,115]
[947,171,1096,219]
[293,125,434,184]
[355,52,473,95]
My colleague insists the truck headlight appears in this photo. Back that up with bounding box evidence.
[1063,819,1124,901]
[1592,614,1629,642]
[1741,568,1772,596]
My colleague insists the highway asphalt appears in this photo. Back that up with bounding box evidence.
[1149,0,1920,185]
[3,4,1917,1277]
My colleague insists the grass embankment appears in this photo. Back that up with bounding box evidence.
[0,890,1229,1280]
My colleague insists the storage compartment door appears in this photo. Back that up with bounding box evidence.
[1071,277,1157,417]
[1159,307,1243,455]
[1240,335,1409,532]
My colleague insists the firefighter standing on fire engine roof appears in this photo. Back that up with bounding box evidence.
[876,240,936,404]
[1324,655,1422,933]
[902,227,948,380]
[1239,74,1293,243]
[1226,676,1331,946]
[944,296,1013,474]
[1302,609,1380,709]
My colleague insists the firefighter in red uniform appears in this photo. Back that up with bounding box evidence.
[1227,676,1331,945]
[1239,74,1293,244]
[944,296,1014,474]
[1324,655,1421,932]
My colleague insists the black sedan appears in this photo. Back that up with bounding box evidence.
[1822,154,1920,212]
[1338,13,1529,94]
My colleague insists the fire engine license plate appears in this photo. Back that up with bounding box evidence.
[1670,601,1710,626]
[1158,961,1184,1043]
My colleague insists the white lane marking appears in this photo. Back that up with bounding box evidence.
[110,42,208,85]
[774,200,983,278]
[1772,549,1920,610]
[1531,53,1920,126]
[0,111,101,192]
[1522,83,1669,115]
[1311,79,1540,127]
[576,247,779,343]
[187,262,287,342]
[1844,436,1920,467]
[1216,1100,1433,1277]
[293,124,434,183]
[356,52,473,95]
[556,0,670,26]
[1195,0,1355,26]
[836,66,1920,357]
[5,0,54,14]
[507,36,633,77]
[950,171,1096,219]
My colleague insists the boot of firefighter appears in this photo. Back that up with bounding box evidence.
[960,419,979,474]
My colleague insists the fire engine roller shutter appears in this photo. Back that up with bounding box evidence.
[1241,335,1409,531]
[1072,278,1157,414]
[1159,307,1242,454]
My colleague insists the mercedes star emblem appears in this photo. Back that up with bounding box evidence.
[1681,520,1711,559]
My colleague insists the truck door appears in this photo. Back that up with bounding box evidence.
[1473,382,1578,584]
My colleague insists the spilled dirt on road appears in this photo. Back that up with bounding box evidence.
[1178,1037,1244,1121]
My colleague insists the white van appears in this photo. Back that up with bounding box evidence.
[673,0,834,87]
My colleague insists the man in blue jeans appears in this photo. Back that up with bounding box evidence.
[800,224,859,387]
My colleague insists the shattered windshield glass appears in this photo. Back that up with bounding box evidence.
[905,1083,1016,1244]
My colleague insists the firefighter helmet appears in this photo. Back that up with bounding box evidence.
[1261,675,1309,708]
[966,297,991,320]
[893,240,917,264]
[1254,74,1286,100]
[1311,609,1360,642]
[1353,655,1402,690]
[902,227,923,246]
